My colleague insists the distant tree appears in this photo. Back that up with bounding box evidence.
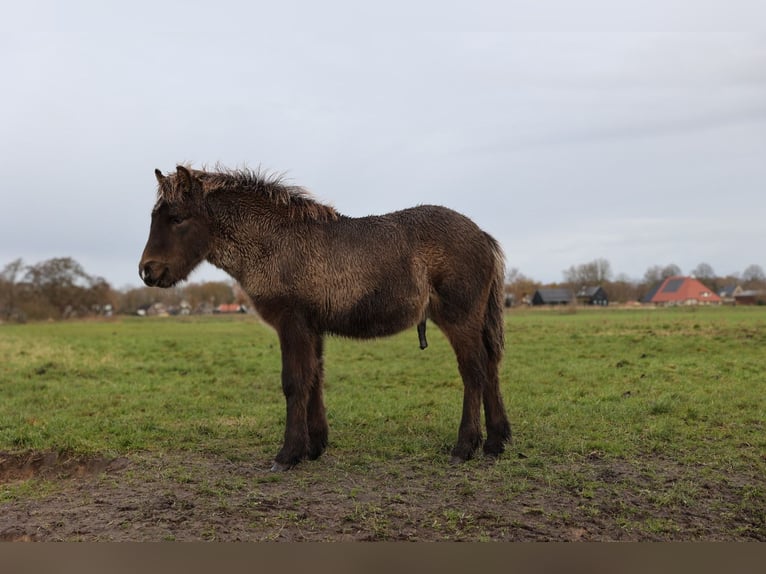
[81,276,117,314]
[608,274,641,303]
[0,258,26,321]
[643,263,682,285]
[643,266,662,285]
[505,267,523,285]
[692,262,717,289]
[504,267,538,305]
[692,262,715,280]
[588,258,613,283]
[742,264,765,284]
[183,281,234,311]
[232,282,253,308]
[563,258,612,290]
[118,286,157,314]
[117,281,235,314]
[0,258,25,284]
[22,257,114,319]
[23,257,90,317]
[663,263,682,278]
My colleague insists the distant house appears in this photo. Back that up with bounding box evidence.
[719,284,742,305]
[710,280,764,305]
[214,303,247,314]
[136,302,169,317]
[642,276,721,306]
[733,290,765,306]
[531,288,574,306]
[576,286,609,306]
[178,300,192,315]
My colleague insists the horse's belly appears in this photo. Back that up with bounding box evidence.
[324,303,419,339]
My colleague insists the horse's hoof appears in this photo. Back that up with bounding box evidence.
[270,461,291,472]
[449,455,466,465]
[483,441,506,458]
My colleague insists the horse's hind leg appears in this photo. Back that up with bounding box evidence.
[436,308,511,460]
[453,351,486,461]
[443,325,487,461]
[482,332,512,456]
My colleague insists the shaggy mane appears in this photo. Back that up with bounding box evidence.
[157,165,339,222]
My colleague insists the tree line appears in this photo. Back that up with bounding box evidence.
[506,258,766,305]
[0,257,244,323]
[2,256,765,322]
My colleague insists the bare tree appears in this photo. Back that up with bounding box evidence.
[18,257,115,319]
[0,258,26,321]
[563,258,612,290]
[0,258,25,284]
[504,267,538,306]
[742,264,766,291]
[24,258,90,317]
[663,263,682,278]
[692,262,717,290]
[742,264,765,283]
[609,273,641,303]
[643,263,682,285]
[588,258,613,283]
[183,281,235,311]
[692,262,715,280]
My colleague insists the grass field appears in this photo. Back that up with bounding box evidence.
[1,306,764,540]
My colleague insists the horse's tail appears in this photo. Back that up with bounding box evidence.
[483,233,506,364]
[481,232,512,453]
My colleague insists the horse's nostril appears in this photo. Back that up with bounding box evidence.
[140,262,159,286]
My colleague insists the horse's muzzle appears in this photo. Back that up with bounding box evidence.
[139,261,169,287]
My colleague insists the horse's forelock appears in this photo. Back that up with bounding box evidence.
[155,180,176,206]
[154,169,191,205]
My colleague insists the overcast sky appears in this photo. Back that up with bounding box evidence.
[2,0,765,288]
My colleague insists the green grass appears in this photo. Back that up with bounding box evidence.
[1,307,765,540]
[0,316,284,456]
[1,308,764,465]
[507,307,765,466]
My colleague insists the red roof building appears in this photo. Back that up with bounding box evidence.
[214,303,247,314]
[644,276,722,306]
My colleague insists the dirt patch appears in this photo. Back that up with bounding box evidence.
[0,451,763,541]
[0,451,130,484]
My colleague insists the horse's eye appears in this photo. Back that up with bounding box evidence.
[170,215,187,226]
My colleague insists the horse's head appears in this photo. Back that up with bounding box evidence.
[139,165,212,288]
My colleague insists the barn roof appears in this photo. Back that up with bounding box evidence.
[577,286,605,298]
[645,276,721,304]
[719,284,739,298]
[641,282,662,303]
[534,288,574,304]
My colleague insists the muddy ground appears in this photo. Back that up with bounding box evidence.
[1,450,763,541]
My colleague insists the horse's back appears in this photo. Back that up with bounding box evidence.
[392,204,501,281]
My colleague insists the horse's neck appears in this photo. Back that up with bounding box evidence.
[206,205,286,284]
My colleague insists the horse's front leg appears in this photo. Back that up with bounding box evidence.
[307,336,329,460]
[272,321,319,471]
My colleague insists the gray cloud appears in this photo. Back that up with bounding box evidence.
[1,0,764,287]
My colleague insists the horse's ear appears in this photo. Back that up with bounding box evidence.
[154,169,165,184]
[176,165,193,192]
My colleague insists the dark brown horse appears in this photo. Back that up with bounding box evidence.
[139,165,511,470]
